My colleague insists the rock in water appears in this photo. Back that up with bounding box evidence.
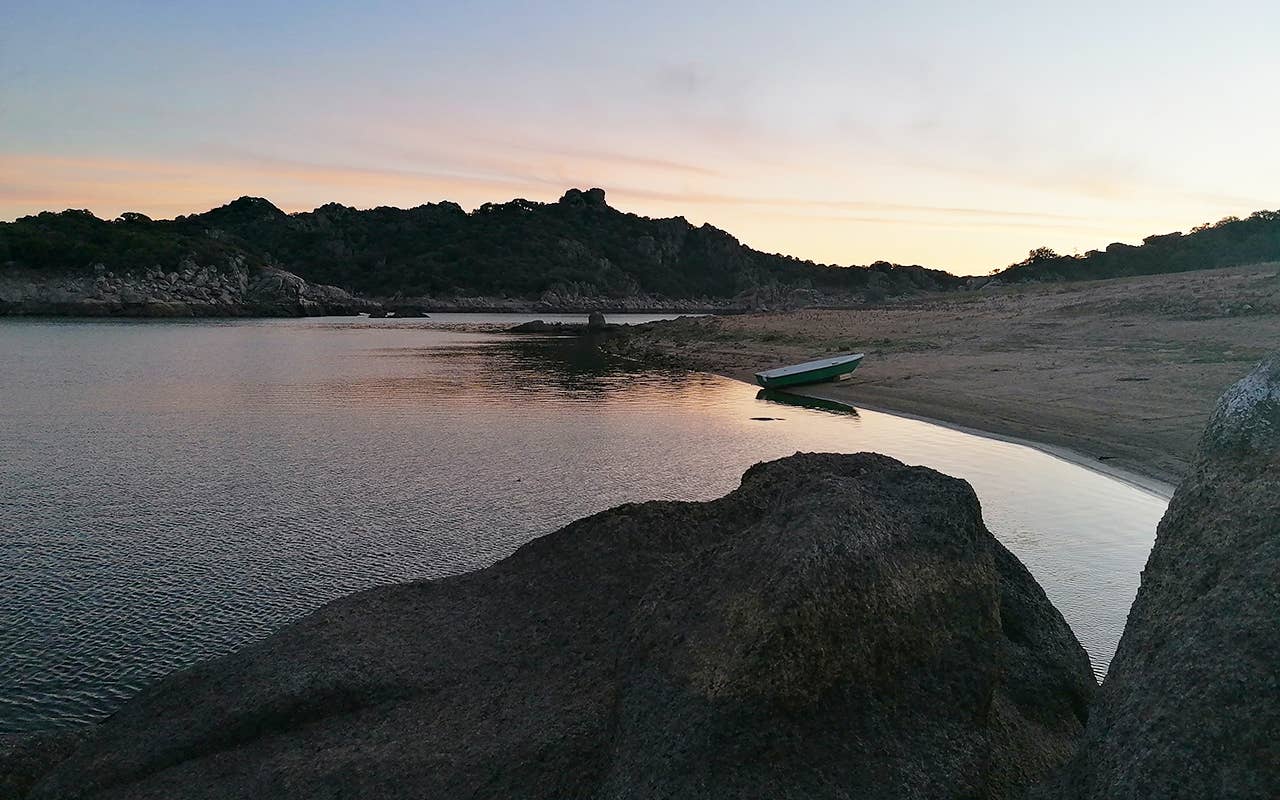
[1044,354,1280,799]
[588,310,607,330]
[506,319,560,333]
[23,454,1094,800]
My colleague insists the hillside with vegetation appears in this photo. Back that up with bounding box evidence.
[995,210,1280,283]
[0,188,961,304]
[6,190,1279,314]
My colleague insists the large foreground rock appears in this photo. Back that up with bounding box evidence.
[20,453,1094,799]
[1044,354,1280,798]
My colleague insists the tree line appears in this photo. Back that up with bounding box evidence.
[0,189,961,300]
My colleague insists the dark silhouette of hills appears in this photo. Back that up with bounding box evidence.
[994,210,1280,283]
[0,189,960,301]
[4,191,1278,301]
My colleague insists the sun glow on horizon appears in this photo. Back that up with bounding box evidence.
[3,1,1277,275]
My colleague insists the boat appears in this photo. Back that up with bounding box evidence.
[754,353,864,389]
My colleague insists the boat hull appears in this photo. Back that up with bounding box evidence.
[754,357,863,389]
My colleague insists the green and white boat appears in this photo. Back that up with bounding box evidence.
[754,353,864,389]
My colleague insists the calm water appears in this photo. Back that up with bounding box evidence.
[410,311,703,325]
[0,316,1168,734]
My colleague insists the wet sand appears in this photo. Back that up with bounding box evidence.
[609,263,1280,487]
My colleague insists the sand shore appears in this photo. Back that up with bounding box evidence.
[608,264,1280,488]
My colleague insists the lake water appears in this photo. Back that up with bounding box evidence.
[0,316,1169,734]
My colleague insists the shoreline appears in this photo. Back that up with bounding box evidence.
[0,305,731,320]
[619,340,1192,493]
[602,264,1280,492]
[604,344,1174,498]
[704,361,1182,496]
[760,378,1175,499]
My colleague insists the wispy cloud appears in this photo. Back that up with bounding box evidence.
[1,150,595,219]
[768,211,1123,234]
[605,185,1093,223]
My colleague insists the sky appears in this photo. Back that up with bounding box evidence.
[3,1,1278,275]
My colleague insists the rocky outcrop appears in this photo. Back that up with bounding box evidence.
[1042,354,1280,799]
[505,317,617,335]
[505,319,586,334]
[0,258,379,318]
[244,266,378,317]
[18,453,1093,800]
[558,187,609,207]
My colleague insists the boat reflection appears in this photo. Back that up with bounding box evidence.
[756,389,860,417]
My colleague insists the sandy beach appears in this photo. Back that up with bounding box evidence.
[608,263,1280,487]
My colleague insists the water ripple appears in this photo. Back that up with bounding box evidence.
[0,317,1166,732]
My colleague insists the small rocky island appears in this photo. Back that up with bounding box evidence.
[5,355,1278,799]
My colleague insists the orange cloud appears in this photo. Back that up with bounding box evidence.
[2,147,1267,276]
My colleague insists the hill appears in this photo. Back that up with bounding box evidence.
[0,189,962,305]
[994,210,1280,283]
[7,192,1279,312]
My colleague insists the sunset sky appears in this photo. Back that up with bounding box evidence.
[3,1,1277,274]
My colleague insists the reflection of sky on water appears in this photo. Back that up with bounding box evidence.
[0,318,1166,733]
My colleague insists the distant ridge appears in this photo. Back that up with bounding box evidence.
[994,209,1280,283]
[0,189,960,303]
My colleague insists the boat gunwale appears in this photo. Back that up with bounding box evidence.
[754,352,864,380]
